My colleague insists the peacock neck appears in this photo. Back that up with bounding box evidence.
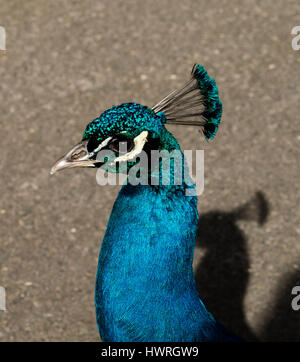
[97,181,199,290]
[95,164,214,342]
[96,128,201,332]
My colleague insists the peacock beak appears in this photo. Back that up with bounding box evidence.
[50,140,99,175]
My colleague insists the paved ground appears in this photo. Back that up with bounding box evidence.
[0,0,299,341]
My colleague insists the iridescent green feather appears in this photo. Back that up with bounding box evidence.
[192,64,222,140]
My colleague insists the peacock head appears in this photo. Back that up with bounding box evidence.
[50,64,222,176]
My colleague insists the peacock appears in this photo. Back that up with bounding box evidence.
[51,64,240,342]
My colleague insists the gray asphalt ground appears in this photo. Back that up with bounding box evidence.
[0,0,299,341]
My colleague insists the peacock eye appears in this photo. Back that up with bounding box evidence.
[109,137,134,154]
[87,135,100,153]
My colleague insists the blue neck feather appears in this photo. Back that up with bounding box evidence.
[95,137,239,341]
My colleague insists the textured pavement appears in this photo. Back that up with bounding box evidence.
[0,0,299,341]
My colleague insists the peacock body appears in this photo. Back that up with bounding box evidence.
[51,64,240,342]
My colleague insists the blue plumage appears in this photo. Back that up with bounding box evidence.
[94,128,238,342]
[51,64,240,342]
[96,182,238,341]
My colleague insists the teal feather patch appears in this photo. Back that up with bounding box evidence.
[192,64,222,140]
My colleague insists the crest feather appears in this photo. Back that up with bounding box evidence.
[152,64,222,140]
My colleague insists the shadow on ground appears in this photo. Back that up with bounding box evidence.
[195,192,265,341]
[260,269,300,341]
[195,191,300,341]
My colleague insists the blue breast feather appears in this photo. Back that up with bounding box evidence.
[95,182,239,342]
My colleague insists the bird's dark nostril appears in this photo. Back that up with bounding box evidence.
[71,150,86,160]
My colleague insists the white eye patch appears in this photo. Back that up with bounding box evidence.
[93,136,112,153]
[114,131,148,163]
